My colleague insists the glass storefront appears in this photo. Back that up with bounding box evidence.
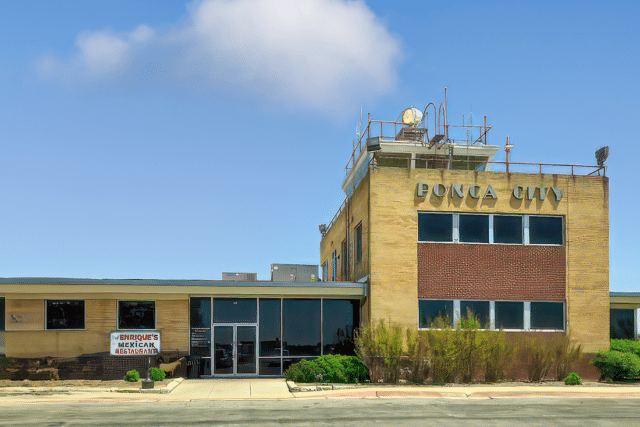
[190,297,361,376]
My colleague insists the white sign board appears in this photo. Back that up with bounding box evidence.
[110,331,161,356]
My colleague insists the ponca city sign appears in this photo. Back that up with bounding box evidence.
[416,183,562,201]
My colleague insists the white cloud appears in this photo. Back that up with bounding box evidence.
[36,0,402,111]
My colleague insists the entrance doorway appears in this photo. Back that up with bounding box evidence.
[213,325,257,375]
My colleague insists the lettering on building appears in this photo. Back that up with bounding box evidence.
[110,332,161,356]
[416,183,563,202]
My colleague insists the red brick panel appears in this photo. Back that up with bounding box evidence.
[418,243,565,301]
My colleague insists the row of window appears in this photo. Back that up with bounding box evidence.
[418,213,563,245]
[44,300,155,330]
[190,297,359,376]
[323,222,363,282]
[419,299,565,331]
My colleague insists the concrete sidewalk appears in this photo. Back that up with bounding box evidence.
[2,379,640,405]
[169,378,294,400]
[288,383,640,400]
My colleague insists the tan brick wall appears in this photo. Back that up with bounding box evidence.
[320,174,370,284]
[364,167,608,351]
[156,300,189,352]
[4,297,189,357]
[565,176,609,352]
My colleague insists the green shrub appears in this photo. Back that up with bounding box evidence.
[481,331,514,383]
[312,355,346,383]
[149,367,166,382]
[284,355,368,384]
[425,328,457,384]
[124,369,140,382]
[592,350,640,381]
[284,359,322,383]
[337,355,369,383]
[564,372,582,385]
[405,328,429,384]
[522,336,552,382]
[455,314,482,383]
[551,335,583,381]
[355,319,403,383]
[610,339,640,357]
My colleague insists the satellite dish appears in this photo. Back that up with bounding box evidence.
[595,146,609,167]
[401,107,423,128]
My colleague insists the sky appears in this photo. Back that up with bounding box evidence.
[0,0,638,290]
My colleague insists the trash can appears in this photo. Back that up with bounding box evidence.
[187,356,201,379]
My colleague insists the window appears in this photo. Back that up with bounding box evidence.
[190,297,211,329]
[213,298,257,323]
[493,215,523,244]
[355,223,363,262]
[283,299,321,356]
[418,213,562,246]
[495,301,524,330]
[611,309,635,339]
[323,300,359,355]
[421,299,564,331]
[0,298,4,331]
[189,297,211,357]
[460,300,490,329]
[341,239,348,281]
[118,301,155,330]
[529,216,563,245]
[331,250,337,281]
[46,300,85,330]
[322,262,328,281]
[530,302,564,330]
[259,299,281,357]
[418,213,453,242]
[459,214,489,243]
[419,300,453,328]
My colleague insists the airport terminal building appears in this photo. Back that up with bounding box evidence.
[0,101,614,378]
[320,104,610,353]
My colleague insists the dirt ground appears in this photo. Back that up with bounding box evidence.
[0,378,177,389]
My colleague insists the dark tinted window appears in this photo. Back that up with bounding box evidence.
[494,215,523,244]
[355,223,363,262]
[323,300,359,355]
[119,301,155,329]
[418,213,453,242]
[213,298,257,323]
[341,240,348,280]
[495,301,524,330]
[611,309,635,339]
[459,214,489,243]
[259,358,281,376]
[0,298,4,331]
[419,300,453,328]
[260,299,281,356]
[46,300,85,330]
[190,297,211,356]
[283,299,321,356]
[529,216,563,245]
[460,300,490,329]
[531,302,564,330]
[190,297,211,328]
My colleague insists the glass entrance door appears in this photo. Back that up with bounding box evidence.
[213,325,256,375]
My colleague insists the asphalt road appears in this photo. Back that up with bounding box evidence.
[1,398,639,426]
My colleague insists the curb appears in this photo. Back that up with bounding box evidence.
[124,377,185,394]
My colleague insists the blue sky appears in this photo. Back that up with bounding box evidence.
[0,0,638,289]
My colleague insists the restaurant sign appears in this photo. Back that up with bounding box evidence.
[110,331,161,356]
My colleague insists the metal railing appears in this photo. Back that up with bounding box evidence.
[345,118,492,177]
